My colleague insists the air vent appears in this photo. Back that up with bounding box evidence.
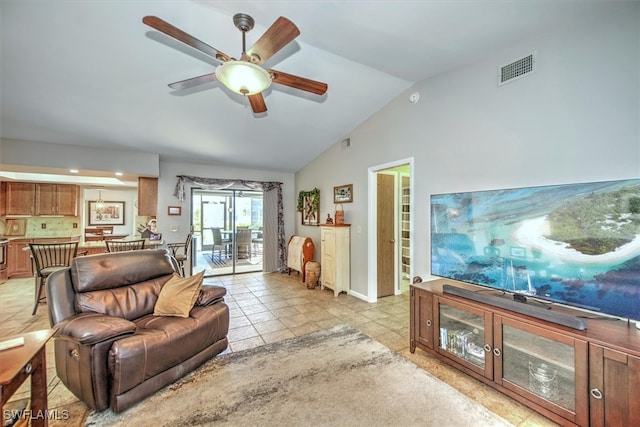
[498,52,536,86]
[341,138,351,150]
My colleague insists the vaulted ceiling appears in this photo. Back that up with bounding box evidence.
[0,0,617,173]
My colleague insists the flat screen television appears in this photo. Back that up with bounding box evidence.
[430,178,640,320]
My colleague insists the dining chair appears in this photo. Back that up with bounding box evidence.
[29,241,79,315]
[167,234,193,276]
[210,228,232,261]
[84,227,104,241]
[252,229,263,255]
[105,239,146,252]
[235,228,252,260]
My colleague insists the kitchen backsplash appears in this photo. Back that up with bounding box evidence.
[0,217,80,237]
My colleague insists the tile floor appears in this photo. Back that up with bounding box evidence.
[0,272,558,426]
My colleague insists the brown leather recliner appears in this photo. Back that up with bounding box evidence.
[46,249,230,413]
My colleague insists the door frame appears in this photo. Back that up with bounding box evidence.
[367,157,414,302]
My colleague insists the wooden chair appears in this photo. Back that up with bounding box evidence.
[84,227,104,241]
[29,242,78,315]
[84,226,115,241]
[105,239,146,252]
[167,234,193,276]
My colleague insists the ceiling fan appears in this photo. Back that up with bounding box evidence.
[142,14,328,114]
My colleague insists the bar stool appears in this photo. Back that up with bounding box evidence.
[29,242,78,315]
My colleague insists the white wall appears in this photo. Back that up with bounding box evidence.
[295,4,640,299]
[0,139,160,177]
[82,187,137,235]
[156,160,296,253]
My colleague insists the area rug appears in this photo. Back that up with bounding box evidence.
[85,325,512,427]
[207,253,227,267]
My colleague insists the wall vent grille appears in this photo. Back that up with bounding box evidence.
[341,138,351,150]
[498,52,536,86]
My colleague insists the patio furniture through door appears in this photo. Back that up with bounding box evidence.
[192,189,263,276]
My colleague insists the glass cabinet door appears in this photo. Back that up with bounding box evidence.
[436,297,493,378]
[494,316,588,423]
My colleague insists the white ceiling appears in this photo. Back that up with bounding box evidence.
[0,0,620,174]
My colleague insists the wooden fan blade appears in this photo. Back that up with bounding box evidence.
[270,69,328,95]
[248,93,267,113]
[143,16,231,62]
[247,17,300,65]
[168,73,218,90]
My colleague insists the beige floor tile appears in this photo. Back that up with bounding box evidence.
[253,319,288,335]
[0,271,557,426]
[229,335,265,352]
[261,329,296,343]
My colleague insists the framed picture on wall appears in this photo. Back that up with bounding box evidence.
[298,188,320,226]
[168,206,181,216]
[333,184,353,203]
[302,193,320,226]
[88,201,125,225]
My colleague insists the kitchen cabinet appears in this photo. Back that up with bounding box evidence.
[1,182,78,216]
[0,183,6,216]
[320,224,350,297]
[410,279,640,426]
[3,182,35,215]
[0,239,7,284]
[7,239,33,278]
[35,184,78,216]
[137,177,158,216]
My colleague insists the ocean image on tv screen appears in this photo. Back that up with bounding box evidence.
[431,179,640,319]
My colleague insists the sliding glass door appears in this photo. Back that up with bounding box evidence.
[192,189,263,276]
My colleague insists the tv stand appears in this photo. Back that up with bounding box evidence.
[411,278,640,427]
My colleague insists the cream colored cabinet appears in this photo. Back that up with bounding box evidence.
[320,224,350,297]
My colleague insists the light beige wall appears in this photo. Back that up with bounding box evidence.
[295,5,640,299]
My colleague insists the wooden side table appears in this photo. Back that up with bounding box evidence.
[1,329,57,427]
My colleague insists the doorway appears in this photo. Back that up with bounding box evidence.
[368,158,413,301]
[191,189,263,276]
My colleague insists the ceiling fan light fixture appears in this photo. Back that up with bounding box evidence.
[216,60,272,95]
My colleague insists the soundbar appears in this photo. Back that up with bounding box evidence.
[442,285,587,330]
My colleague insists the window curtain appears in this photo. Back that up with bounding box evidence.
[174,175,285,272]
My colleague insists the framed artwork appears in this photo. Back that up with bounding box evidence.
[168,206,182,216]
[298,188,320,226]
[88,201,125,225]
[333,184,353,203]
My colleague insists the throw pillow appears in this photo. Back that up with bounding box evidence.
[154,271,204,317]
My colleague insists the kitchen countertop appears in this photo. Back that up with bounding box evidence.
[15,236,164,249]
[1,235,82,242]
[80,238,164,248]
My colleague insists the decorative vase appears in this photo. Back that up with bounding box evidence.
[305,261,321,289]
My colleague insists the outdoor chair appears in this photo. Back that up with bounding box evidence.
[211,228,232,261]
